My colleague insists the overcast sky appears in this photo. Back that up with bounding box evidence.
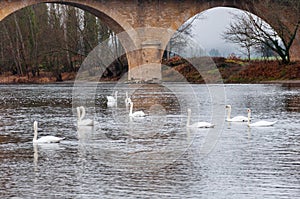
[191,7,243,57]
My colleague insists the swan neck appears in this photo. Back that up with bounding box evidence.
[187,110,191,126]
[129,103,133,115]
[247,111,251,125]
[227,107,231,120]
[80,107,86,120]
[77,107,81,122]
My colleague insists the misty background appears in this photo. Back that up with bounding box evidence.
[190,7,245,57]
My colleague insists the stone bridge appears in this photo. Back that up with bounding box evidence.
[0,0,299,81]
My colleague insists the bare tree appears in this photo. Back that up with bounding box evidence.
[255,38,278,60]
[222,0,300,63]
[222,13,258,61]
[166,14,204,59]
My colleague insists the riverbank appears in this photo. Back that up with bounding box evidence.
[260,80,300,87]
[0,72,76,84]
[0,57,299,84]
[163,56,300,84]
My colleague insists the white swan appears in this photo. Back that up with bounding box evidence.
[247,109,277,127]
[77,106,94,126]
[129,101,146,117]
[106,91,118,107]
[225,105,248,122]
[125,92,130,105]
[186,108,215,128]
[33,121,64,143]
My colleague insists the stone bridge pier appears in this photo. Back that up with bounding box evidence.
[122,28,175,82]
[0,0,299,81]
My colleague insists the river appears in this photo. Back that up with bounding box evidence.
[0,83,299,198]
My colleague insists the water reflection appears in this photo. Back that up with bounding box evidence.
[77,126,95,141]
[33,144,38,170]
[128,84,181,114]
[78,123,193,171]
[285,95,300,112]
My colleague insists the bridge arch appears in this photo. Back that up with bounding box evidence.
[166,1,300,62]
[165,6,281,58]
[0,0,134,35]
[0,0,140,78]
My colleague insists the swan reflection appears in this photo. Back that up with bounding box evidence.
[33,142,62,171]
[75,114,193,171]
[77,125,95,141]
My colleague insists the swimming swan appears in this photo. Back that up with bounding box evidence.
[129,101,146,117]
[77,106,94,126]
[33,121,64,143]
[186,108,215,128]
[225,105,248,122]
[247,109,277,127]
[107,91,118,107]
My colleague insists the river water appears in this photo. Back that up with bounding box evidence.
[0,83,299,198]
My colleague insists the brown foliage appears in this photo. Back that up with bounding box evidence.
[163,56,300,83]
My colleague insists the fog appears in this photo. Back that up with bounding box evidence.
[191,7,244,57]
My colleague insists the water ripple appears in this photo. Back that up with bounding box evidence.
[0,84,299,198]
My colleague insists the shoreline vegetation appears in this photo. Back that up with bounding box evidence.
[162,56,299,84]
[0,56,299,85]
